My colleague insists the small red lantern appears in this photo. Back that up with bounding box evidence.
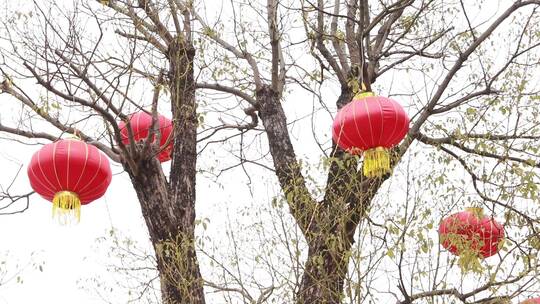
[27,139,112,222]
[439,208,504,258]
[332,92,409,177]
[521,299,540,304]
[119,112,173,162]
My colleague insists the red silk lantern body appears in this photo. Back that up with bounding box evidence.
[119,112,173,162]
[521,298,540,304]
[438,208,504,258]
[27,139,112,222]
[332,95,409,153]
[332,94,409,177]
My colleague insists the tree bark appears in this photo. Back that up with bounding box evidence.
[297,237,352,304]
[294,88,355,304]
[257,86,350,303]
[258,84,391,303]
[125,158,202,304]
[123,37,205,304]
[257,85,316,237]
[166,37,206,304]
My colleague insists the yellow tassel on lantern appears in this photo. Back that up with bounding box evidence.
[457,251,483,273]
[52,191,81,224]
[362,147,391,178]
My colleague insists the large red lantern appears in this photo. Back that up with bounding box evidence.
[27,139,112,222]
[119,111,173,162]
[439,208,504,258]
[521,299,540,304]
[332,92,409,177]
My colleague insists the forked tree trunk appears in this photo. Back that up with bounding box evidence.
[124,38,205,304]
[258,84,385,303]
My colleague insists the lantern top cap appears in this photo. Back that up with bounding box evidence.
[64,129,82,141]
[465,207,484,218]
[353,91,375,100]
[64,136,81,141]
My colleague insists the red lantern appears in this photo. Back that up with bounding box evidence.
[521,299,540,304]
[27,139,112,222]
[119,112,173,162]
[438,208,504,258]
[332,92,409,177]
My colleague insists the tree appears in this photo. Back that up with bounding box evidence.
[1,0,540,303]
[193,0,540,302]
[0,1,203,303]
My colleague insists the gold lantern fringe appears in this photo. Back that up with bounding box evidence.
[52,191,81,224]
[457,251,483,273]
[439,232,483,273]
[363,147,391,178]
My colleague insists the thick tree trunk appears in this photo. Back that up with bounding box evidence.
[296,177,384,304]
[123,38,205,304]
[297,238,352,304]
[322,87,358,207]
[257,86,353,303]
[256,86,316,237]
[165,38,205,304]
[295,88,356,304]
[126,157,204,304]
[258,84,388,303]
